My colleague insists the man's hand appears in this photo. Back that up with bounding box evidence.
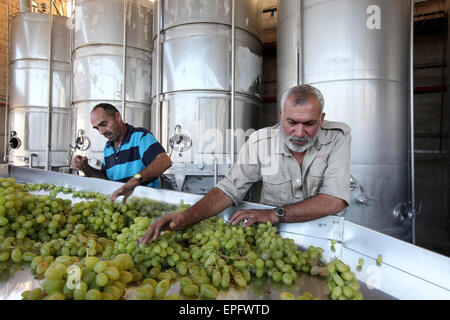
[110,180,139,204]
[139,211,195,244]
[71,155,88,171]
[229,208,279,227]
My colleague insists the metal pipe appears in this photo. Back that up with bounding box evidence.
[52,0,62,16]
[3,0,10,163]
[121,0,128,121]
[19,0,31,13]
[45,0,54,171]
[296,0,303,85]
[439,16,448,154]
[213,156,218,186]
[29,154,37,168]
[69,0,75,166]
[156,0,162,142]
[409,0,416,244]
[230,0,236,164]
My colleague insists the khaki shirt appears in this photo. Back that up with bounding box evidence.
[216,121,352,207]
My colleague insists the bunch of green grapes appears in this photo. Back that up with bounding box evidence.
[280,291,320,300]
[135,274,183,300]
[326,258,363,300]
[24,182,73,195]
[71,199,127,239]
[126,198,179,220]
[180,217,326,289]
[22,253,137,300]
[72,190,108,200]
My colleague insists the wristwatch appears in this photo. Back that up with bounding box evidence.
[133,173,143,183]
[274,206,286,224]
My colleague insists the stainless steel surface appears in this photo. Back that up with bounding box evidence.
[19,0,32,13]
[8,13,71,168]
[0,165,449,300]
[277,0,412,240]
[3,0,11,163]
[72,0,153,168]
[151,91,261,193]
[152,0,263,193]
[45,2,54,171]
[121,0,128,120]
[409,0,416,244]
[231,0,236,165]
[155,0,161,141]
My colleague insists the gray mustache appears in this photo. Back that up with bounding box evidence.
[289,136,309,143]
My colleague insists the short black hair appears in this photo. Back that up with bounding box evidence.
[91,103,120,117]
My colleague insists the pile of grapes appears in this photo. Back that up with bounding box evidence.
[0,177,363,300]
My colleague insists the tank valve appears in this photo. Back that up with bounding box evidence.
[169,125,192,157]
[70,130,90,151]
[9,131,21,150]
[350,174,370,205]
[393,200,422,226]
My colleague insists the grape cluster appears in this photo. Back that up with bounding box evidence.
[22,253,137,300]
[0,177,364,300]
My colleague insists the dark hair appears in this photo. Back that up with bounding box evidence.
[91,103,120,117]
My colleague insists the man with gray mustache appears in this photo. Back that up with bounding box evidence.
[140,85,351,243]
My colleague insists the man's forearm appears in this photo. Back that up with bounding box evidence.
[82,165,107,179]
[139,153,172,184]
[283,194,346,223]
[184,187,234,224]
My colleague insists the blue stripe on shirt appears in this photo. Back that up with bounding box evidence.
[102,124,165,188]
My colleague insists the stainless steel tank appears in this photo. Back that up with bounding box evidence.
[152,0,263,194]
[277,0,412,240]
[8,12,71,168]
[72,0,153,169]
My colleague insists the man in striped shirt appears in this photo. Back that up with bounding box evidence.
[71,103,172,203]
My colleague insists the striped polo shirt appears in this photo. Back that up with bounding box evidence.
[101,124,166,188]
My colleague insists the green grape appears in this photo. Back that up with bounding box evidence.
[44,292,65,300]
[43,279,65,294]
[332,274,344,287]
[376,255,383,266]
[280,292,296,300]
[119,270,133,284]
[85,289,102,300]
[271,271,282,283]
[154,279,170,300]
[282,273,293,286]
[104,266,120,281]
[233,272,247,287]
[0,217,8,226]
[103,285,122,300]
[36,262,50,275]
[11,248,22,262]
[200,284,218,299]
[181,284,199,297]
[136,286,154,300]
[93,261,108,273]
[95,272,109,287]
[25,288,44,300]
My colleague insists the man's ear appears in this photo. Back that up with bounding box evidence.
[115,112,122,122]
[320,112,325,126]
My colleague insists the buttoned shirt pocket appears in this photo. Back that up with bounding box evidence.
[305,160,327,198]
[261,173,293,206]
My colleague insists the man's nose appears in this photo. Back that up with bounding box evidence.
[294,124,305,137]
[99,128,107,135]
